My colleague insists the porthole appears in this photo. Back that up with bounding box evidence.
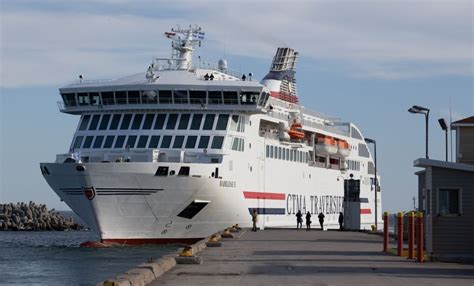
[76,165,86,172]
[169,170,176,176]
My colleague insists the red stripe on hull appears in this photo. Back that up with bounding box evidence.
[243,191,286,200]
[360,208,372,214]
[100,237,203,246]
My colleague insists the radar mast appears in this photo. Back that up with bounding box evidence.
[164,25,205,70]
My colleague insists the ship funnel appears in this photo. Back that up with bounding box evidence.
[261,48,299,104]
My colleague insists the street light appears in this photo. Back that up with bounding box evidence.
[438,118,448,162]
[408,105,430,159]
[364,137,378,231]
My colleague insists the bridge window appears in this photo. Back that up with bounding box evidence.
[73,136,83,149]
[223,91,238,104]
[216,114,229,130]
[159,90,172,104]
[173,136,185,148]
[131,114,144,130]
[103,136,114,148]
[79,115,91,130]
[154,114,166,129]
[101,91,114,105]
[148,135,160,148]
[208,91,222,104]
[61,93,76,106]
[174,90,188,104]
[78,93,89,105]
[89,114,101,130]
[128,90,140,104]
[198,136,210,149]
[114,135,126,148]
[141,90,157,104]
[203,114,215,130]
[89,92,100,105]
[185,136,197,148]
[109,114,121,130]
[83,136,94,148]
[178,114,191,130]
[93,136,104,148]
[240,91,258,105]
[142,114,155,130]
[161,135,172,148]
[190,114,203,130]
[137,135,149,148]
[98,114,111,130]
[115,91,127,104]
[166,114,178,130]
[189,90,206,104]
[126,135,137,148]
[211,136,224,149]
[120,114,132,130]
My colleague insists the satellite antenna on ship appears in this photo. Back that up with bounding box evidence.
[163,25,205,70]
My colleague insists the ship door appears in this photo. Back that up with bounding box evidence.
[344,178,361,230]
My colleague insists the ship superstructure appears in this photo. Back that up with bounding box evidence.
[41,26,381,244]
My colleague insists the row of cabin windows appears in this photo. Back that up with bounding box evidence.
[347,159,360,171]
[265,145,309,163]
[72,134,225,150]
[78,113,237,132]
[62,90,262,106]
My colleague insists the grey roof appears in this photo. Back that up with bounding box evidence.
[414,158,474,172]
[60,70,263,93]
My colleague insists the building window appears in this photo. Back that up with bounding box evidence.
[120,114,132,130]
[173,135,185,148]
[178,114,191,130]
[154,114,166,129]
[103,136,114,148]
[215,114,229,130]
[142,114,155,130]
[79,115,91,130]
[109,114,122,130]
[126,135,137,148]
[185,136,197,149]
[137,135,149,148]
[148,136,160,148]
[190,114,203,130]
[203,114,216,130]
[161,135,172,148]
[198,136,210,149]
[98,114,111,130]
[83,136,94,148]
[166,114,178,130]
[211,136,224,149]
[93,136,104,148]
[114,135,126,148]
[131,114,144,130]
[438,188,461,215]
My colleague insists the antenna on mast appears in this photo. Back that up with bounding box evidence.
[163,25,205,70]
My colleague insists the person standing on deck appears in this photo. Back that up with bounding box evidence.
[318,212,325,230]
[338,212,344,230]
[251,209,258,232]
[305,211,312,231]
[296,210,303,230]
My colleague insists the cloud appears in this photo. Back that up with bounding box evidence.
[1,0,472,87]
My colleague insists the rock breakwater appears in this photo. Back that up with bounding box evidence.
[0,202,82,231]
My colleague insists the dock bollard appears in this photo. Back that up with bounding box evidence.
[416,212,424,262]
[408,212,415,259]
[383,212,388,252]
[206,234,222,247]
[175,246,202,264]
[397,212,403,256]
[221,228,234,238]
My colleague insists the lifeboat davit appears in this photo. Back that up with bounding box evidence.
[337,140,351,157]
[287,122,305,140]
[316,135,337,155]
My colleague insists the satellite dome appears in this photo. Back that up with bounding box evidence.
[218,59,228,72]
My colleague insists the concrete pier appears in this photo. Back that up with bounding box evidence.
[150,229,474,286]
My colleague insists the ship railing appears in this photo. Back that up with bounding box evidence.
[192,62,244,79]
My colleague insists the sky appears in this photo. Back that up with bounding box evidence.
[1,0,473,213]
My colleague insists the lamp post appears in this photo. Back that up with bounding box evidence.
[408,105,430,159]
[364,137,377,230]
[438,118,448,162]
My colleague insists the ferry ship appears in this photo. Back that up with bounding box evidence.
[40,26,381,244]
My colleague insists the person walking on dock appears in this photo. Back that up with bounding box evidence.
[296,210,303,230]
[305,211,312,231]
[318,212,325,230]
[251,209,258,232]
[338,212,344,230]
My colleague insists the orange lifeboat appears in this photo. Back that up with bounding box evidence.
[287,121,305,140]
[316,135,338,154]
[336,140,351,157]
